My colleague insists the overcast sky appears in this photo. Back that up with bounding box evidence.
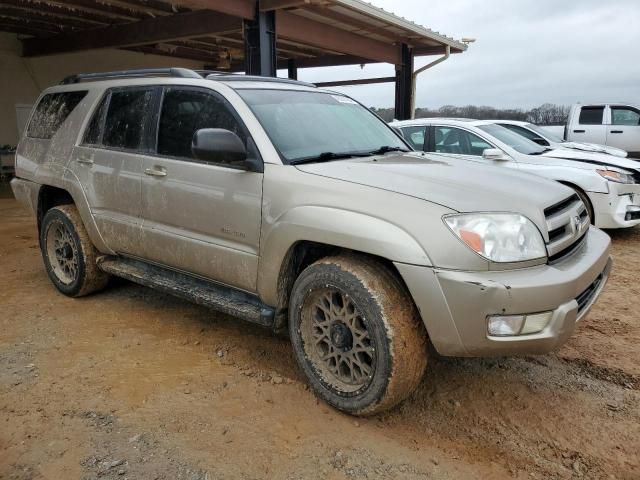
[285,0,640,109]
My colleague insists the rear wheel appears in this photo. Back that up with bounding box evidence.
[40,205,109,297]
[289,255,428,415]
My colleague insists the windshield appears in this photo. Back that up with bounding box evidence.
[237,89,408,164]
[478,124,548,155]
[525,123,564,143]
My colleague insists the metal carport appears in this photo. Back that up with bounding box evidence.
[0,0,467,120]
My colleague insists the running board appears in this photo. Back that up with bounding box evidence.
[98,257,275,328]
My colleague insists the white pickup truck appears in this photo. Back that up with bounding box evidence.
[563,104,640,158]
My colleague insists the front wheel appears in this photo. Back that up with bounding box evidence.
[288,255,428,415]
[40,205,110,297]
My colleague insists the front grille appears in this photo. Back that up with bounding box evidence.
[544,194,579,218]
[544,194,589,262]
[576,274,604,313]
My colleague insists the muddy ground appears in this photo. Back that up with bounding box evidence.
[0,194,638,480]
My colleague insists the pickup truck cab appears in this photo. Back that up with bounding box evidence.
[11,69,612,415]
[564,103,640,158]
[392,118,640,229]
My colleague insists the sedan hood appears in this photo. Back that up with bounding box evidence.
[541,148,640,172]
[561,141,628,158]
[296,152,573,219]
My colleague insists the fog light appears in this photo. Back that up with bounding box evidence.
[488,311,552,337]
[521,312,553,334]
[488,315,525,336]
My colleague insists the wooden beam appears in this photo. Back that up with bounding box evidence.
[51,0,149,20]
[276,10,400,64]
[414,45,464,56]
[260,0,309,11]
[0,14,70,34]
[23,10,242,57]
[0,0,123,24]
[172,0,255,19]
[0,6,101,28]
[0,20,57,36]
[314,76,395,87]
[124,44,212,62]
[276,53,375,69]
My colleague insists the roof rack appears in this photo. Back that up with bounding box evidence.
[60,68,202,85]
[205,74,316,88]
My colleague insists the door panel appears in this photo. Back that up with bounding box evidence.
[70,146,143,255]
[139,86,263,292]
[608,106,640,153]
[572,106,606,144]
[140,158,263,291]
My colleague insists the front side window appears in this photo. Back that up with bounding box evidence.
[579,106,604,125]
[611,107,640,126]
[400,126,427,150]
[433,126,492,155]
[27,91,87,139]
[237,89,407,163]
[102,89,155,150]
[157,88,246,161]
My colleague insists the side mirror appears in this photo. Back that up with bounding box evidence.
[191,128,248,165]
[482,148,511,161]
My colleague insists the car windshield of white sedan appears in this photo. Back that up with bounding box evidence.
[526,123,564,143]
[478,124,548,155]
[238,89,408,164]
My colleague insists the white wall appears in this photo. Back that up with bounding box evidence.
[0,32,205,146]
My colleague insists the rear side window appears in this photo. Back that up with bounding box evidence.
[27,91,87,139]
[103,89,155,150]
[578,106,604,125]
[611,107,640,126]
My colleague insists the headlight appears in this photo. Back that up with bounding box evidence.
[597,169,635,184]
[444,213,546,263]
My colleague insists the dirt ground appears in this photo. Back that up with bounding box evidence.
[0,194,638,480]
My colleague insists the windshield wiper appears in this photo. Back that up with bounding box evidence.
[289,151,371,165]
[367,145,410,155]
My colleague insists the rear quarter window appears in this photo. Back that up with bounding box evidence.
[26,91,87,139]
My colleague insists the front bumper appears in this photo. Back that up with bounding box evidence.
[395,227,612,357]
[590,183,640,229]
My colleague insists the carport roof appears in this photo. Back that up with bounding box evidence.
[0,0,467,68]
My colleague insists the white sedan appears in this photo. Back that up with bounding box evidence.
[489,120,628,158]
[391,118,640,229]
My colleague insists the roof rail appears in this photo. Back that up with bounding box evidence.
[60,68,202,85]
[205,74,316,88]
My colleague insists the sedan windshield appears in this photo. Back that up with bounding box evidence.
[525,123,564,143]
[478,124,548,155]
[237,89,408,164]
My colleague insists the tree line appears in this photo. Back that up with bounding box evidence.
[371,103,570,125]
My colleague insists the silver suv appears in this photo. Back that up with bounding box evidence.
[11,68,612,415]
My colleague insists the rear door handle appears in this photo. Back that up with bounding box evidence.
[610,130,623,134]
[144,167,167,177]
[573,129,586,133]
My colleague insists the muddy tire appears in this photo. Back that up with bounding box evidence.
[288,254,428,416]
[40,205,109,297]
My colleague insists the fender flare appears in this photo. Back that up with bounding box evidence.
[257,206,431,306]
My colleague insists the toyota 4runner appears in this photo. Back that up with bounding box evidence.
[11,68,612,415]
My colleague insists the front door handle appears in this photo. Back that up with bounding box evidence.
[75,156,94,165]
[573,129,586,133]
[610,130,623,134]
[144,167,167,177]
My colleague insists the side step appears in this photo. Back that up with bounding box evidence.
[98,257,275,328]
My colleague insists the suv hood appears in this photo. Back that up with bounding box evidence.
[296,152,572,218]
[541,148,640,172]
